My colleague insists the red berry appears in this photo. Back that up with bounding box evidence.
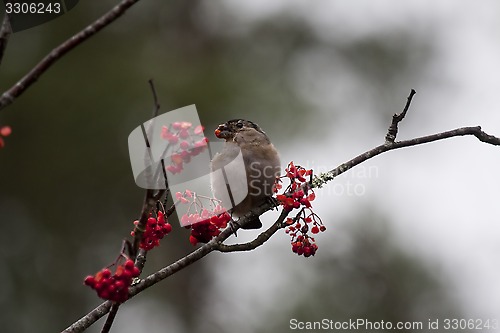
[121,270,132,282]
[124,260,135,271]
[189,235,199,246]
[147,217,157,226]
[84,276,95,287]
[115,280,125,290]
[300,198,311,208]
[163,223,172,234]
[101,268,112,279]
[180,150,191,163]
[194,125,204,135]
[157,211,165,224]
[132,266,141,277]
[179,129,189,139]
[107,284,116,294]
[167,164,183,174]
[100,278,111,289]
[0,126,11,137]
[99,290,111,300]
[294,190,304,198]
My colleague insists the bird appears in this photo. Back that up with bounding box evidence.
[210,119,281,229]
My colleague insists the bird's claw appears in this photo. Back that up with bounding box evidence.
[229,215,240,237]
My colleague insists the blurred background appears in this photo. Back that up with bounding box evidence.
[1,1,499,332]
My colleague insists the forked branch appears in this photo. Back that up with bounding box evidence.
[61,90,500,333]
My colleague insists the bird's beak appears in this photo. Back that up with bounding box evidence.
[215,123,230,139]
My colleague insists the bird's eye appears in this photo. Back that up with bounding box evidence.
[236,121,244,128]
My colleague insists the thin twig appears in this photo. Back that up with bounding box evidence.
[131,189,157,258]
[147,79,170,194]
[0,13,12,67]
[148,79,161,117]
[0,0,142,111]
[313,126,500,188]
[385,89,416,143]
[131,81,167,257]
[102,79,165,333]
[100,303,119,333]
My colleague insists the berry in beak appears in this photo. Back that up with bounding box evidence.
[215,123,230,139]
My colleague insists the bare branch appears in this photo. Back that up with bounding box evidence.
[0,13,12,66]
[0,0,142,112]
[215,210,289,252]
[62,119,500,332]
[385,89,416,143]
[313,126,500,188]
[62,90,500,333]
[130,202,280,293]
[100,304,119,333]
[61,301,113,333]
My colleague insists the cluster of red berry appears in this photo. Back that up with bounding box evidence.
[182,206,231,245]
[161,122,208,174]
[84,259,140,303]
[176,191,231,245]
[275,162,315,211]
[131,210,172,251]
[285,212,326,257]
[275,162,327,257]
[0,125,12,148]
[291,235,318,257]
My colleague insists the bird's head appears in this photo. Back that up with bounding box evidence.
[214,119,265,141]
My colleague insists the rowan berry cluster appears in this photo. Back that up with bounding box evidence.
[275,162,315,211]
[161,122,208,174]
[187,209,231,245]
[131,210,172,251]
[84,259,140,303]
[0,125,12,149]
[176,191,231,245]
[275,162,326,257]
[285,210,326,257]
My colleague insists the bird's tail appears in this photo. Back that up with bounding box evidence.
[241,217,262,229]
